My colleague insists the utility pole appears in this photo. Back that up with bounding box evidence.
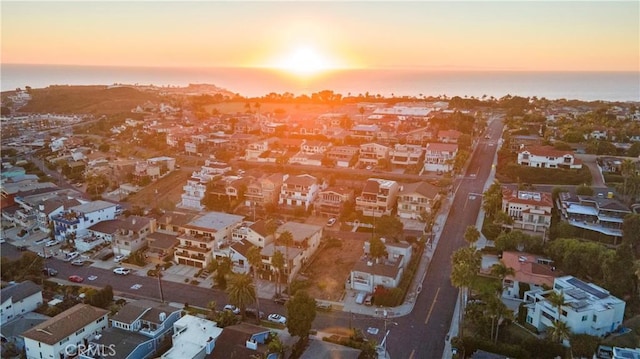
[156,264,165,303]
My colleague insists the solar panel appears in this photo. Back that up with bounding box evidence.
[567,277,608,299]
[566,288,587,300]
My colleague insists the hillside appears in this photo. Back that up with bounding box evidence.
[17,85,162,115]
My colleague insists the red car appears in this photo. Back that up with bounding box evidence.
[68,275,84,283]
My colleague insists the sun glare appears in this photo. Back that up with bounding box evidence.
[273,45,336,76]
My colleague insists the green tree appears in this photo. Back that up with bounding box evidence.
[547,291,567,323]
[272,250,285,297]
[374,215,404,240]
[286,290,317,343]
[267,333,289,358]
[207,300,217,320]
[464,225,480,248]
[622,214,640,255]
[575,184,594,196]
[246,246,263,324]
[369,237,388,260]
[482,181,503,218]
[570,334,600,359]
[450,247,482,337]
[226,273,256,321]
[548,320,571,344]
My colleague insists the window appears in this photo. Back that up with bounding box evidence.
[593,315,597,322]
[582,315,588,322]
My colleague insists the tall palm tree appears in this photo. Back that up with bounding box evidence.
[227,273,256,321]
[547,291,566,322]
[272,250,285,297]
[276,230,294,293]
[450,247,482,337]
[548,320,571,344]
[489,262,515,297]
[464,226,481,248]
[247,246,263,324]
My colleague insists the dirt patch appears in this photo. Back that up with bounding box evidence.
[304,236,364,301]
[126,170,191,210]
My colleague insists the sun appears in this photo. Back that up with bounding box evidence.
[273,45,335,76]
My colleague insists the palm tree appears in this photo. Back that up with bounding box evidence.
[267,334,289,358]
[464,225,481,248]
[227,273,256,321]
[548,320,571,344]
[450,247,482,337]
[272,250,285,297]
[547,291,566,322]
[247,246,263,324]
[276,231,294,292]
[485,295,509,343]
[489,262,515,296]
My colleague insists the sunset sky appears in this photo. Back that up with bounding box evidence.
[2,1,639,73]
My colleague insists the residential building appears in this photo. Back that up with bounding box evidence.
[499,251,558,300]
[22,304,109,359]
[174,212,244,268]
[208,323,276,359]
[517,146,582,169]
[275,221,323,266]
[326,146,359,168]
[52,200,119,242]
[244,138,278,162]
[278,174,320,210]
[113,216,157,257]
[389,144,424,168]
[557,192,631,240]
[244,173,285,208]
[358,143,390,167]
[1,281,43,324]
[524,276,625,337]
[314,186,354,217]
[501,187,553,234]
[146,232,179,265]
[288,152,324,166]
[355,178,400,217]
[436,129,462,143]
[508,135,544,152]
[397,182,441,220]
[350,239,412,294]
[301,140,331,154]
[80,300,182,359]
[161,315,222,359]
[351,124,379,141]
[0,312,49,353]
[403,126,435,146]
[423,143,458,173]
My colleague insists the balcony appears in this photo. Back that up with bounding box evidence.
[177,244,210,254]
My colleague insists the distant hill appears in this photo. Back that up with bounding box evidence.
[16,85,162,115]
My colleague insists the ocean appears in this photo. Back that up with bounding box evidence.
[1,64,639,102]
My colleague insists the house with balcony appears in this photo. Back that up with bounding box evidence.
[524,276,625,338]
[422,143,458,173]
[52,200,118,242]
[275,221,323,267]
[208,323,277,359]
[156,211,198,235]
[146,232,179,265]
[397,182,441,220]
[350,239,412,294]
[350,124,379,141]
[499,251,559,300]
[326,146,359,168]
[355,178,400,217]
[556,192,631,241]
[358,143,390,168]
[288,151,324,166]
[301,140,331,154]
[244,173,285,208]
[501,187,553,235]
[112,216,156,257]
[403,126,435,146]
[22,304,109,359]
[161,315,222,359]
[278,174,320,210]
[244,138,278,162]
[1,281,43,324]
[517,146,582,169]
[180,160,230,211]
[134,161,161,182]
[174,212,244,268]
[389,144,424,168]
[80,300,182,359]
[314,186,354,217]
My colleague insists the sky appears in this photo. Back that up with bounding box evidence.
[2,1,639,73]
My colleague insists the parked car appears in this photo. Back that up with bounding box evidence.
[114,254,127,263]
[245,308,265,319]
[68,275,84,283]
[42,267,58,276]
[113,267,131,275]
[267,314,287,324]
[223,304,240,314]
[45,239,59,247]
[38,251,53,259]
[34,237,48,245]
[326,217,337,227]
[71,259,85,266]
[64,252,80,262]
[273,297,289,305]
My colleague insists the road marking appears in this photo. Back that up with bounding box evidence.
[409,349,415,359]
[424,287,441,324]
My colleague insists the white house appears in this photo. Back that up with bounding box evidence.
[358,143,390,167]
[423,143,458,173]
[501,187,553,234]
[389,144,423,168]
[350,239,412,294]
[52,200,118,242]
[396,182,441,220]
[524,276,625,338]
[0,281,43,324]
[22,304,109,359]
[355,178,400,217]
[161,315,222,359]
[278,174,321,210]
[517,146,582,169]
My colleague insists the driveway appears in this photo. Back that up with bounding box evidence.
[575,154,606,187]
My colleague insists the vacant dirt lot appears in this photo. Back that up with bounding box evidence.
[126,170,191,210]
[304,236,364,302]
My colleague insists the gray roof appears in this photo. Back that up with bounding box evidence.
[276,222,322,243]
[111,299,178,325]
[300,339,361,359]
[0,281,41,304]
[87,219,121,234]
[71,200,117,213]
[22,304,109,345]
[88,327,150,359]
[399,182,440,199]
[186,212,244,232]
[0,312,50,339]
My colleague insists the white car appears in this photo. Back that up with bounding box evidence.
[326,217,337,227]
[88,275,98,281]
[113,267,131,275]
[71,259,85,266]
[267,314,287,324]
[114,254,127,262]
[223,305,240,314]
[64,252,80,262]
[45,239,59,247]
